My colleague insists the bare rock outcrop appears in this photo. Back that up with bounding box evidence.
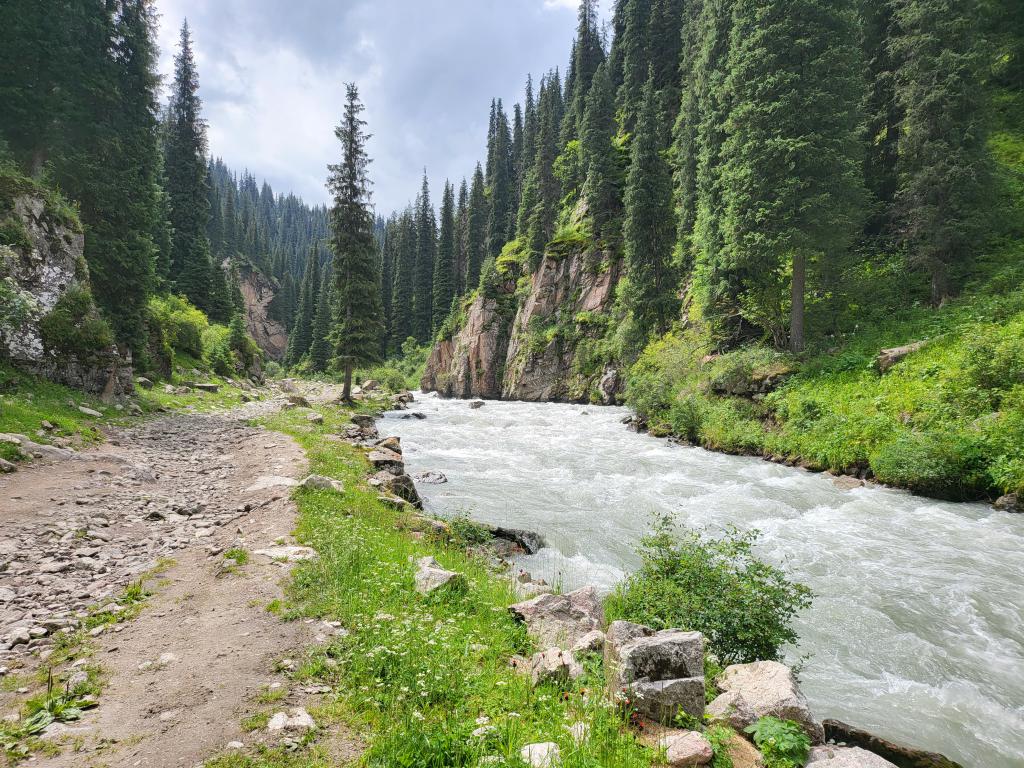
[239,267,288,361]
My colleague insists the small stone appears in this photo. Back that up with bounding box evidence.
[78,406,102,417]
[267,707,315,733]
[307,412,324,425]
[0,458,15,473]
[520,741,560,768]
[571,629,606,654]
[660,730,714,766]
[301,474,344,492]
[529,647,583,685]
[226,741,244,749]
[254,545,316,562]
[414,556,464,594]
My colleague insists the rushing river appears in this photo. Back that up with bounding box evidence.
[381,394,1024,767]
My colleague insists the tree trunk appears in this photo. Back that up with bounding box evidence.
[930,263,948,307]
[789,252,806,353]
[342,362,353,401]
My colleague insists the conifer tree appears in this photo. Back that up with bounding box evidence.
[623,74,677,337]
[617,0,653,131]
[164,20,214,313]
[647,0,686,137]
[720,0,867,352]
[308,266,334,373]
[891,0,991,304]
[521,74,563,267]
[285,248,319,366]
[511,104,525,210]
[862,0,902,234]
[433,181,457,330]
[466,164,488,289]
[329,83,383,398]
[486,100,516,257]
[379,214,398,354]
[454,179,469,296]
[413,172,436,341]
[671,0,708,258]
[580,61,621,242]
[390,207,417,349]
[521,75,538,180]
[563,0,606,141]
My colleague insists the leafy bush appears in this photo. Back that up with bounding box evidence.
[201,324,235,376]
[38,286,113,357]
[147,294,208,358]
[705,724,737,768]
[744,717,811,768]
[0,216,30,251]
[606,518,812,665]
[359,337,429,391]
[869,429,989,500]
[963,318,1024,393]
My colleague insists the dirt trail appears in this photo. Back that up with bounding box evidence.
[0,396,354,766]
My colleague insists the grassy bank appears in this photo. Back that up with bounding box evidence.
[211,404,656,768]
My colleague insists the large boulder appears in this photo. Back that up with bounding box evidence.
[508,586,603,649]
[716,661,824,743]
[605,620,705,724]
[659,730,714,766]
[822,720,965,768]
[413,556,464,595]
[806,746,898,767]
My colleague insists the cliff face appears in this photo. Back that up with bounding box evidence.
[421,244,623,403]
[239,267,288,361]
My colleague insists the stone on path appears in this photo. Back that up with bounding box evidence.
[253,545,316,563]
[806,746,898,767]
[413,556,464,594]
[267,707,315,733]
[716,660,824,743]
[520,741,560,768]
[508,586,603,649]
[246,475,300,492]
[659,730,714,766]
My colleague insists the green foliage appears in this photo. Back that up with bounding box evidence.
[202,319,260,377]
[547,221,593,258]
[744,717,811,768]
[443,512,493,548]
[705,724,736,768]
[0,216,30,251]
[147,294,208,358]
[606,518,812,665]
[38,286,113,358]
[359,338,429,392]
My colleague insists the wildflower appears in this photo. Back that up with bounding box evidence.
[475,716,490,726]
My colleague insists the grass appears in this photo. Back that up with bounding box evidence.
[210,405,655,768]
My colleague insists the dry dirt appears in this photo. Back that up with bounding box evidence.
[0,397,360,767]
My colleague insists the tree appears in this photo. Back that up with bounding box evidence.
[623,74,677,337]
[580,61,621,242]
[616,0,653,131]
[329,83,383,399]
[413,171,436,341]
[563,0,606,141]
[486,100,516,257]
[164,20,214,313]
[284,248,319,365]
[861,0,902,235]
[520,73,564,267]
[379,214,398,354]
[454,179,469,296]
[390,207,417,349]
[720,0,868,352]
[891,0,992,305]
[308,265,334,372]
[433,181,457,330]
[466,164,488,289]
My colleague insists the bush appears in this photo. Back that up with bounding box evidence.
[147,295,208,358]
[744,717,811,768]
[870,429,990,500]
[38,286,113,357]
[201,324,235,376]
[606,518,812,665]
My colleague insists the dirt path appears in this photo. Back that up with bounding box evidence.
[0,397,353,766]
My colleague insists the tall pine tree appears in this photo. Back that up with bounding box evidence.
[580,61,621,243]
[413,172,436,341]
[284,248,319,366]
[390,207,417,349]
[433,181,457,330]
[466,164,488,289]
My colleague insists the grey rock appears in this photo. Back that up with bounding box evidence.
[659,730,714,767]
[509,586,604,649]
[301,474,344,492]
[806,746,898,767]
[706,689,758,731]
[717,661,824,743]
[520,742,560,768]
[414,556,464,594]
[994,493,1020,513]
[529,647,583,685]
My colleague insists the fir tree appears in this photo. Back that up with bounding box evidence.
[329,83,383,399]
[379,214,398,354]
[720,0,868,352]
[413,172,436,341]
[466,164,488,289]
[433,181,457,331]
[486,100,516,257]
[164,21,214,313]
[580,61,621,242]
[862,0,902,235]
[308,265,334,373]
[454,179,469,296]
[617,0,653,131]
[285,248,319,366]
[563,0,606,141]
[390,207,417,349]
[622,74,677,337]
[891,0,992,305]
[521,74,563,267]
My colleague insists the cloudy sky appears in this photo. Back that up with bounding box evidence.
[154,0,611,215]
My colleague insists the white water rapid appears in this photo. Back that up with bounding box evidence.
[381,394,1024,767]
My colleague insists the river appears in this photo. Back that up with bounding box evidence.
[381,394,1024,767]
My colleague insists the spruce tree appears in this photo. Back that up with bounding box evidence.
[466,164,488,289]
[454,179,469,296]
[563,0,606,141]
[164,21,214,313]
[891,0,991,305]
[413,172,436,341]
[617,0,653,131]
[720,0,868,352]
[390,207,417,349]
[285,248,319,366]
[521,75,538,182]
[379,214,398,354]
[308,266,334,373]
[486,100,516,257]
[521,74,563,267]
[580,61,621,242]
[623,74,677,337]
[862,0,902,235]
[433,181,457,331]
[329,83,383,399]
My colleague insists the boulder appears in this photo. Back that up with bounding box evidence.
[571,629,606,654]
[520,742,560,768]
[659,730,714,767]
[706,689,758,730]
[469,400,485,409]
[822,720,965,768]
[414,556,464,594]
[806,746,898,767]
[413,470,448,484]
[194,383,219,393]
[725,732,765,768]
[377,472,421,508]
[350,414,375,429]
[508,586,604,649]
[529,647,583,686]
[301,474,344,492]
[876,341,926,373]
[367,447,404,474]
[306,412,323,425]
[376,435,402,453]
[487,525,546,554]
[993,493,1020,513]
[628,677,705,724]
[135,376,153,390]
[286,394,311,408]
[361,379,380,392]
[717,661,824,743]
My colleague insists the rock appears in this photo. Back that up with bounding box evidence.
[414,556,464,594]
[306,412,324,425]
[605,621,705,724]
[376,472,422,508]
[566,721,589,745]
[267,707,315,733]
[350,414,375,429]
[135,376,153,389]
[994,493,1020,513]
[367,447,404,472]
[520,742,560,768]
[876,341,926,373]
[598,367,621,405]
[413,470,448,484]
[0,458,15,473]
[529,647,583,685]
[246,475,300,491]
[725,732,765,768]
[571,629,606,654]
[301,474,344,492]
[376,435,402,453]
[660,730,714,766]
[717,661,823,743]
[361,379,380,392]
[5,627,31,646]
[487,525,546,554]
[469,400,485,409]
[377,493,408,510]
[508,586,604,649]
[807,746,899,767]
[253,545,317,562]
[822,720,965,768]
[78,406,102,417]
[286,394,311,408]
[706,690,758,731]
[194,383,220,393]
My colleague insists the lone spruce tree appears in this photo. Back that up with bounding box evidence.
[329,83,383,400]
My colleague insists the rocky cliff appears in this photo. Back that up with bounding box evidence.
[239,266,288,361]
[0,177,131,396]
[421,240,624,403]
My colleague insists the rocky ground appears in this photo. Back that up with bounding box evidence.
[0,392,359,766]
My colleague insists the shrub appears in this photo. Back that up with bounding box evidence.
[361,364,407,392]
[869,429,990,500]
[606,518,812,665]
[38,286,113,357]
[264,360,283,379]
[201,324,235,376]
[147,295,208,358]
[963,319,1024,392]
[744,717,811,768]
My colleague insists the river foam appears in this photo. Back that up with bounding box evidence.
[382,394,1024,767]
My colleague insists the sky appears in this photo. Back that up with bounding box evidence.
[155,0,612,215]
